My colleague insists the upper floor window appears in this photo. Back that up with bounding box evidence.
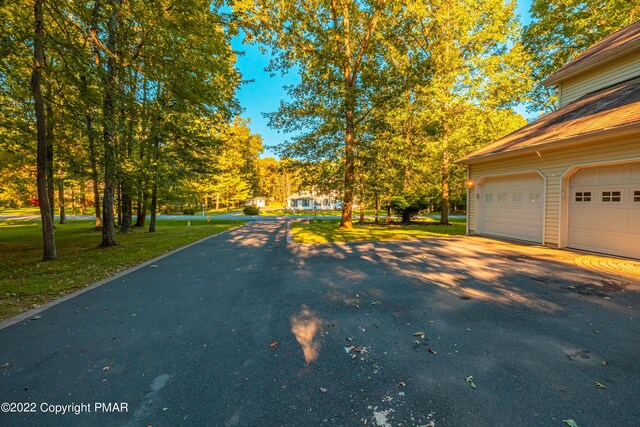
[602,191,621,203]
[497,193,507,203]
[484,194,493,203]
[512,193,523,203]
[634,190,640,202]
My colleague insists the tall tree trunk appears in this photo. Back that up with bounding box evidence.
[100,0,120,247]
[148,184,157,233]
[45,105,54,223]
[374,193,380,223]
[58,175,66,224]
[119,67,133,233]
[440,151,451,225]
[135,72,147,228]
[215,192,220,210]
[92,176,102,228]
[82,81,100,226]
[32,0,57,261]
[71,187,76,216]
[117,183,122,227]
[358,179,365,224]
[148,133,160,233]
[339,90,356,229]
[135,192,147,227]
[121,191,132,232]
[80,182,86,215]
[85,6,102,229]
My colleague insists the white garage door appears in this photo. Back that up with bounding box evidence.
[477,173,544,243]
[568,162,640,259]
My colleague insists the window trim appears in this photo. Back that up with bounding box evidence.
[528,192,542,204]
[601,190,623,203]
[512,192,523,203]
[574,191,592,203]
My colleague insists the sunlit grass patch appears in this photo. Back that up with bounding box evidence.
[291,218,466,244]
[0,219,244,320]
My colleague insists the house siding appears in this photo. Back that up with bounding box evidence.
[467,136,640,247]
[559,53,640,107]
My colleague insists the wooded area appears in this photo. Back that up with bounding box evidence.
[1,0,638,260]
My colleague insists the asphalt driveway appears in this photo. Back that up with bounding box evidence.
[1,221,638,426]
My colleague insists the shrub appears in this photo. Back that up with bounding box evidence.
[386,195,428,222]
[243,206,260,216]
[183,208,195,215]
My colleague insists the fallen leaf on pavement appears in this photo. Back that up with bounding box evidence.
[102,366,110,372]
[30,316,42,321]
[269,341,279,348]
[595,381,606,389]
[397,382,406,387]
[465,376,477,390]
[413,332,426,339]
[427,348,437,355]
[601,360,608,366]
[562,419,578,427]
[0,363,11,369]
[319,387,327,393]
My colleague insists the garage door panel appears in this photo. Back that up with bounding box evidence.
[630,210,640,223]
[568,162,640,259]
[477,173,544,243]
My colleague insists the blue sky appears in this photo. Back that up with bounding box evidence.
[232,0,533,158]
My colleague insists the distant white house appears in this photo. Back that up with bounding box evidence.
[286,191,342,210]
[245,197,266,208]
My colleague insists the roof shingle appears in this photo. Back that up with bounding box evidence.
[458,76,640,163]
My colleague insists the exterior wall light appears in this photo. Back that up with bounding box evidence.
[465,180,475,188]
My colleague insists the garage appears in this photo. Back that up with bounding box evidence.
[477,173,544,243]
[568,162,640,259]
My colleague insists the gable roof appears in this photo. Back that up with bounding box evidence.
[543,21,640,86]
[458,76,640,164]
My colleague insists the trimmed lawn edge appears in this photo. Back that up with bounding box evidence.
[0,223,246,330]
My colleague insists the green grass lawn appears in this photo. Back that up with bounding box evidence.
[290,218,466,244]
[0,207,98,216]
[0,219,244,321]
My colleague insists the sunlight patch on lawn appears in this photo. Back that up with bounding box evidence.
[291,219,466,244]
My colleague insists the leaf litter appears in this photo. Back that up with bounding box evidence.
[465,376,477,390]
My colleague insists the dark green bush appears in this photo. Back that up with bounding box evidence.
[183,208,195,215]
[243,206,260,216]
[386,195,428,222]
